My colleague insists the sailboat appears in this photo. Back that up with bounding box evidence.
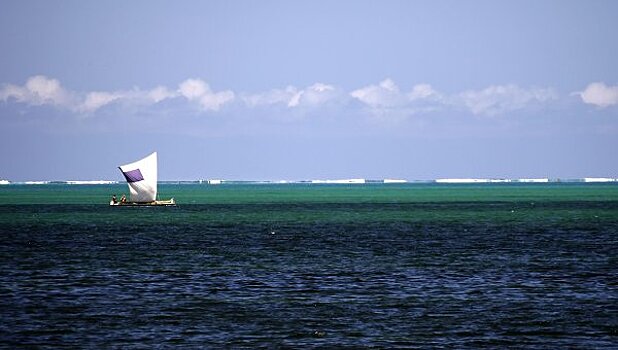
[110,152,176,206]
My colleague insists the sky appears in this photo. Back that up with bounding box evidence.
[1,0,617,181]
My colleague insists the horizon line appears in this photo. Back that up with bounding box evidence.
[2,177,618,185]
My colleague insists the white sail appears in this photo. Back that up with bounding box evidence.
[118,152,158,202]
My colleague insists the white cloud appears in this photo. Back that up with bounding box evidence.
[243,86,299,107]
[287,89,304,107]
[0,75,566,119]
[77,91,123,113]
[147,86,177,103]
[0,76,236,114]
[458,85,557,116]
[408,84,440,101]
[178,78,234,111]
[0,84,27,102]
[350,78,404,108]
[178,79,208,100]
[243,83,337,108]
[295,83,337,107]
[350,79,443,119]
[379,78,398,92]
[578,82,618,108]
[0,75,183,114]
[25,76,71,105]
[75,86,179,113]
[0,75,74,107]
[350,80,557,118]
[349,79,448,121]
[200,90,235,111]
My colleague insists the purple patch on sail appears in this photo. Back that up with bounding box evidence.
[122,169,144,183]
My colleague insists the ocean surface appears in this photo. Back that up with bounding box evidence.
[0,183,617,348]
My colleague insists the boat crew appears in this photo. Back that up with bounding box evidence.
[121,194,127,203]
[111,194,117,204]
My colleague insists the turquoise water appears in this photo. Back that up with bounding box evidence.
[3,182,618,204]
[1,183,617,348]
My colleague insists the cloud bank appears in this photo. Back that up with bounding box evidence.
[349,79,555,117]
[242,83,338,108]
[350,79,406,108]
[0,76,234,114]
[458,85,557,116]
[178,79,234,111]
[0,75,75,108]
[2,75,611,119]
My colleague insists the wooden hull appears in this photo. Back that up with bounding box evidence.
[110,198,176,207]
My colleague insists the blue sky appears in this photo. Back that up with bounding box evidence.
[1,0,617,181]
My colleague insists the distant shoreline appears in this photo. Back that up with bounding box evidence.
[1,178,617,185]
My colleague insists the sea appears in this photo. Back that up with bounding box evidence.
[0,182,617,349]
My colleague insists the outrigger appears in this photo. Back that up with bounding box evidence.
[110,152,176,207]
[109,198,176,207]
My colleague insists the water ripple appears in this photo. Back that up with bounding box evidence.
[1,202,617,348]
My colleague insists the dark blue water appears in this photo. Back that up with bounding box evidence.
[1,193,617,348]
